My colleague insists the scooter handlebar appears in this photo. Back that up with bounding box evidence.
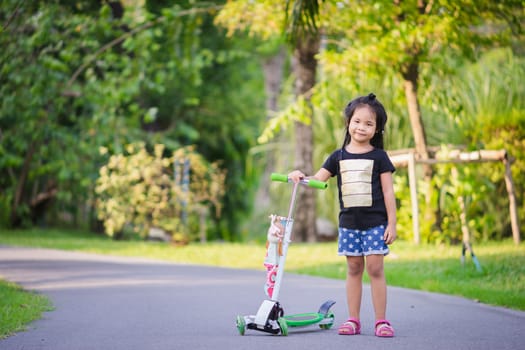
[270,173,328,189]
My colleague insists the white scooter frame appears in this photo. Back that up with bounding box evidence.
[236,173,335,336]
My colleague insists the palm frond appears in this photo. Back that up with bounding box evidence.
[284,0,324,43]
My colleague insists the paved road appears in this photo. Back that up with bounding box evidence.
[0,246,523,350]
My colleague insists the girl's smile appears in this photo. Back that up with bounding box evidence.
[348,106,377,146]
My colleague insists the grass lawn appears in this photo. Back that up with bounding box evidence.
[0,228,523,338]
[0,280,53,339]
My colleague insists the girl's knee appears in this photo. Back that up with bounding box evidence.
[346,257,364,276]
[367,265,384,279]
[366,256,385,278]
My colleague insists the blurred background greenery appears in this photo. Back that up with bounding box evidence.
[1,0,523,246]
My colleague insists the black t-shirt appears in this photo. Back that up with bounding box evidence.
[322,148,395,230]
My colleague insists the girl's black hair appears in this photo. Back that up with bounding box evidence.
[341,93,388,150]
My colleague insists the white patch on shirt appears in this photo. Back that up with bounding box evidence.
[339,159,373,207]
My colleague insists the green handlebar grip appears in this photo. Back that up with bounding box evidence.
[307,179,328,189]
[271,173,289,182]
[270,173,328,189]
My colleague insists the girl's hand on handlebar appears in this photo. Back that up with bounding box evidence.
[288,170,305,184]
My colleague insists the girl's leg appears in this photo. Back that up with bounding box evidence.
[345,255,365,319]
[365,254,387,320]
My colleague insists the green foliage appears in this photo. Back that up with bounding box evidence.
[1,1,106,228]
[257,95,313,144]
[1,0,522,244]
[95,143,226,240]
[290,1,523,244]
[284,0,324,43]
[256,46,524,245]
[214,0,287,40]
[428,49,525,242]
[318,0,522,76]
[0,0,265,240]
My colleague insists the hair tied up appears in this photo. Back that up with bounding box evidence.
[368,93,376,100]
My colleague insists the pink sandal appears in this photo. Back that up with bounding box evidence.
[338,318,361,335]
[375,319,395,337]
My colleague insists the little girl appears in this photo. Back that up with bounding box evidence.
[288,93,397,337]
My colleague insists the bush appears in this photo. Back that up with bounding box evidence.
[95,143,226,241]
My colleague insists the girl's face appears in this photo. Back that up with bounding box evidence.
[348,106,377,145]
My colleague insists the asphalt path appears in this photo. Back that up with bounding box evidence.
[0,246,523,350]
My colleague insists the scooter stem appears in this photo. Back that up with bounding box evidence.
[270,181,299,302]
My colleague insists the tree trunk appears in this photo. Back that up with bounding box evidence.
[395,0,431,173]
[10,141,36,227]
[255,46,287,208]
[401,60,436,237]
[401,61,430,167]
[292,33,320,243]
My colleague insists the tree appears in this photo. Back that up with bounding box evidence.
[0,1,114,228]
[267,0,523,239]
[285,0,324,242]
[0,0,266,240]
[318,0,523,233]
[322,0,521,156]
[216,0,324,241]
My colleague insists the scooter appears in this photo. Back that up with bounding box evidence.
[236,173,336,336]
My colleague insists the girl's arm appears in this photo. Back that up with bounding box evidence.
[288,168,331,183]
[381,171,397,245]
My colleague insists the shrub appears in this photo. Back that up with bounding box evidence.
[95,143,226,240]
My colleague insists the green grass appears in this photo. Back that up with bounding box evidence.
[0,280,53,338]
[0,228,523,339]
[293,242,525,311]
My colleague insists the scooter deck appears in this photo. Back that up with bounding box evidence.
[283,312,325,327]
[282,300,336,328]
[237,300,335,335]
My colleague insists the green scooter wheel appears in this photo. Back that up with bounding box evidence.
[278,317,288,336]
[236,315,246,335]
[319,313,335,329]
